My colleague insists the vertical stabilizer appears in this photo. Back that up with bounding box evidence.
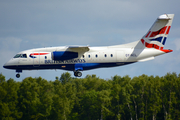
[141,14,174,49]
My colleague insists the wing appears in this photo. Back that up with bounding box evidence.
[67,45,90,52]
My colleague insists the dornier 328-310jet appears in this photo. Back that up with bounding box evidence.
[3,14,174,78]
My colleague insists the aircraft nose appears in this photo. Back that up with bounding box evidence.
[3,62,10,69]
[3,59,18,69]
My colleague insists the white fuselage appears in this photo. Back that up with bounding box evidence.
[3,45,168,72]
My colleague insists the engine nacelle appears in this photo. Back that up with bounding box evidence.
[51,51,78,60]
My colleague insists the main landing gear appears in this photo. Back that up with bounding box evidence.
[74,71,82,77]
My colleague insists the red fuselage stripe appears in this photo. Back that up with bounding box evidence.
[30,53,49,56]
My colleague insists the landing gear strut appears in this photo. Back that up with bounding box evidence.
[74,71,82,77]
[16,70,22,78]
[16,73,20,78]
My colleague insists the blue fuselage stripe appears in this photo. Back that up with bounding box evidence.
[3,62,135,71]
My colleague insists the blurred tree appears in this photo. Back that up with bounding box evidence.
[35,77,54,120]
[51,76,76,120]
[18,77,40,119]
[60,72,71,84]
[80,90,99,119]
[0,76,22,119]
[0,72,180,119]
[98,89,112,120]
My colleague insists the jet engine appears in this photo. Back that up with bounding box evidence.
[51,51,78,60]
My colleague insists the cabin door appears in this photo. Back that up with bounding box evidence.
[33,53,40,67]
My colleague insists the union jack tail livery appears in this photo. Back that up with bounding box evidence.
[141,14,174,50]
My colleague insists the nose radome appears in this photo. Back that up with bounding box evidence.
[3,61,10,69]
[3,63,7,68]
[3,58,18,69]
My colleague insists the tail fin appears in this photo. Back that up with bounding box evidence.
[141,14,174,49]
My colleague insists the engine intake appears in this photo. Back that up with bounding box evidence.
[51,51,78,60]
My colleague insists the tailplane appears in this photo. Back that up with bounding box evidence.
[141,14,174,49]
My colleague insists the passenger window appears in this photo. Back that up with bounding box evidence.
[45,56,47,59]
[88,55,90,58]
[82,55,85,58]
[111,54,113,57]
[95,54,98,58]
[104,54,107,57]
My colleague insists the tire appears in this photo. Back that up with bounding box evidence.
[77,72,82,77]
[74,72,78,77]
[74,71,82,77]
[16,74,20,78]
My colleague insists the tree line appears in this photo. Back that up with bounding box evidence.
[0,72,180,120]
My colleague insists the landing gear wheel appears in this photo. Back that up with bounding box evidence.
[77,72,82,77]
[74,72,77,77]
[16,74,20,78]
[74,71,82,77]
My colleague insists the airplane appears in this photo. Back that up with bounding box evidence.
[3,14,174,78]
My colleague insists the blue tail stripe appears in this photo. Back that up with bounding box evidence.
[162,37,167,45]
[149,37,163,42]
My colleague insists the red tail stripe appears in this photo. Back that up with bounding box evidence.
[142,39,172,53]
[159,26,167,34]
[145,31,151,38]
[166,26,171,34]
[141,39,163,50]
[141,39,145,44]
[149,26,168,37]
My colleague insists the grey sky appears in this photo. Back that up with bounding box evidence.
[1,0,180,81]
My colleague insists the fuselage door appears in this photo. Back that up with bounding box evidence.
[18,54,28,65]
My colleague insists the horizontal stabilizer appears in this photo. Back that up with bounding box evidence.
[138,57,154,62]
[158,14,172,20]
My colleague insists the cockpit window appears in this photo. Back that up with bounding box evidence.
[13,54,27,58]
[22,54,27,58]
[14,54,21,58]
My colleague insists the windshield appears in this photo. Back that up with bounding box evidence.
[13,54,27,58]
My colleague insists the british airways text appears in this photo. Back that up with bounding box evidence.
[45,59,86,64]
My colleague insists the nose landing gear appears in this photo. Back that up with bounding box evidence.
[74,71,82,77]
[16,70,22,78]
[16,73,20,78]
